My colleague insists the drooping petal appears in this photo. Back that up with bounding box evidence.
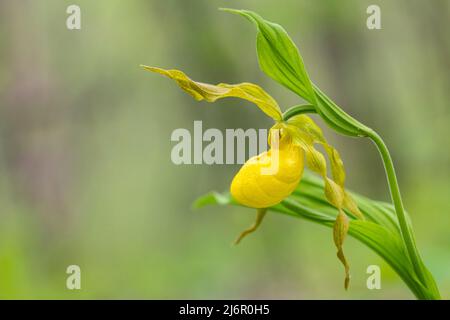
[142,66,282,121]
[333,210,350,289]
[284,114,364,288]
[234,208,267,245]
[286,115,364,218]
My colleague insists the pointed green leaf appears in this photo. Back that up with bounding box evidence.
[194,172,440,299]
[221,8,313,102]
[222,8,372,137]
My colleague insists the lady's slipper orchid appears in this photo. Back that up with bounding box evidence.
[143,65,364,289]
[230,135,304,209]
[139,8,441,299]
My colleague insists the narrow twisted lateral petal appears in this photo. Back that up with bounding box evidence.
[324,178,345,209]
[141,66,282,120]
[283,114,362,289]
[234,208,267,245]
[333,210,351,289]
[286,115,364,219]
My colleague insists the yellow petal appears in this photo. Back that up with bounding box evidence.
[333,210,351,289]
[142,66,282,120]
[286,115,364,220]
[230,144,304,208]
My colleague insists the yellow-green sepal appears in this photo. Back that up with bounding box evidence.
[141,66,282,121]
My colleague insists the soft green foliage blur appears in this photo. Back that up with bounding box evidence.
[0,0,448,299]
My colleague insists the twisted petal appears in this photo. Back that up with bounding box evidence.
[284,114,364,288]
[142,66,282,120]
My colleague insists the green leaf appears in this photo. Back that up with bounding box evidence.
[222,8,372,137]
[193,191,234,209]
[194,171,440,299]
[220,8,314,102]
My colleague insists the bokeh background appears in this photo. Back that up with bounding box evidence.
[0,0,448,299]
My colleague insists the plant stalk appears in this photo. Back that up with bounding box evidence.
[282,104,316,120]
[366,130,427,284]
[283,105,439,297]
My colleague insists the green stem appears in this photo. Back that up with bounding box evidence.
[367,130,427,284]
[283,104,440,298]
[282,104,316,121]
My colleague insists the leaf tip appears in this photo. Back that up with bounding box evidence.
[140,65,157,72]
[219,8,256,24]
[218,7,240,14]
[191,192,215,209]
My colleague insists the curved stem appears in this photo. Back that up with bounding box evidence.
[367,129,427,284]
[281,103,439,297]
[282,104,316,121]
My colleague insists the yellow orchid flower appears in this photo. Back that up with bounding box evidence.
[230,138,304,209]
[142,66,364,289]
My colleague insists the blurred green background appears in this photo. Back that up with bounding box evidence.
[0,0,449,299]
